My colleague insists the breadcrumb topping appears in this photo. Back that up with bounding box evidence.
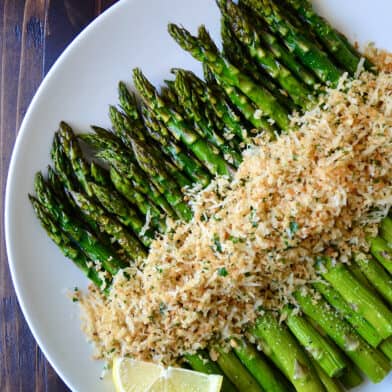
[80,54,392,365]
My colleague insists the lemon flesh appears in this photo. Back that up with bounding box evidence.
[112,357,223,392]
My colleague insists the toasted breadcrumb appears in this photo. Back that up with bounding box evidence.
[80,52,392,365]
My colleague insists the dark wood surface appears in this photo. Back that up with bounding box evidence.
[0,1,118,390]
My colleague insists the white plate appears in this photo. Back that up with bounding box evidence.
[5,0,392,391]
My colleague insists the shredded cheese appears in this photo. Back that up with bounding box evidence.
[80,52,392,365]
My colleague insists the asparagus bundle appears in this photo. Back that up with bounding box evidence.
[29,1,392,391]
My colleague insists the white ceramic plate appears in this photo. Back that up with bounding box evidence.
[5,0,392,390]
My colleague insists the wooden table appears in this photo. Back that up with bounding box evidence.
[0,1,118,390]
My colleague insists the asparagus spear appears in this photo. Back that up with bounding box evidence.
[142,107,212,187]
[50,143,113,241]
[251,311,325,392]
[347,261,381,298]
[316,257,392,339]
[168,23,291,130]
[33,172,126,275]
[284,0,374,73]
[81,132,176,218]
[283,305,347,377]
[231,338,291,392]
[369,236,392,274]
[380,337,392,362]
[57,121,95,197]
[338,362,363,389]
[129,138,193,222]
[219,80,277,134]
[133,68,234,176]
[185,351,238,392]
[294,289,391,383]
[353,254,392,305]
[380,216,392,243]
[172,68,251,140]
[237,0,318,88]
[51,132,80,192]
[109,167,167,233]
[29,195,104,288]
[90,183,154,247]
[220,18,297,112]
[313,281,383,348]
[241,0,342,85]
[90,161,110,187]
[214,347,264,392]
[309,357,343,392]
[223,0,313,108]
[173,70,243,167]
[109,105,192,189]
[69,190,147,262]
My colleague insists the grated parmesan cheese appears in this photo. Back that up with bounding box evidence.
[79,52,392,365]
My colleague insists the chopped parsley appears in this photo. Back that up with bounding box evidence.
[217,267,228,277]
[212,233,223,253]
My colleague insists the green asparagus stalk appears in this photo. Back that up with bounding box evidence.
[353,254,392,305]
[58,121,95,197]
[214,347,264,392]
[69,190,147,261]
[133,68,234,176]
[347,261,381,298]
[220,18,297,112]
[51,132,80,192]
[29,195,104,288]
[241,0,342,85]
[369,236,392,274]
[168,23,291,130]
[142,107,212,187]
[109,167,166,233]
[129,138,193,221]
[251,311,325,392]
[185,351,238,392]
[223,0,313,107]
[309,357,343,392]
[90,183,153,247]
[338,362,363,389]
[380,216,392,243]
[81,132,176,218]
[237,1,318,88]
[231,338,291,392]
[284,0,374,73]
[34,172,126,275]
[173,70,243,167]
[380,337,392,362]
[90,161,110,187]
[294,289,391,383]
[316,257,392,339]
[313,281,383,348]
[172,68,251,140]
[283,305,347,377]
[109,105,192,189]
[219,80,277,134]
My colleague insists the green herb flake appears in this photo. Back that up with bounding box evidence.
[218,267,228,277]
[229,235,244,244]
[288,221,299,238]
[249,206,259,228]
[212,233,223,253]
[159,302,167,315]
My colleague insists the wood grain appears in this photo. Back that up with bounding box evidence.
[0,1,118,390]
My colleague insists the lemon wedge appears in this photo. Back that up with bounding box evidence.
[112,357,223,392]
